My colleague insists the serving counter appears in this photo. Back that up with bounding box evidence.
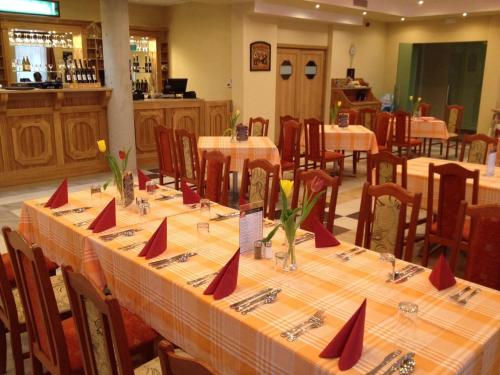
[0,88,111,187]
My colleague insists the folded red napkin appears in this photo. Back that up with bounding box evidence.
[138,218,167,259]
[181,180,200,204]
[320,299,366,371]
[138,169,150,190]
[44,178,68,209]
[88,198,116,233]
[204,249,240,300]
[312,217,340,248]
[429,254,456,291]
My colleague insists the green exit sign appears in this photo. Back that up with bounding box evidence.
[0,0,60,17]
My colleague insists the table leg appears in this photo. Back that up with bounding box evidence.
[232,171,238,194]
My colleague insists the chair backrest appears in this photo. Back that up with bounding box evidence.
[367,151,407,188]
[291,169,339,232]
[358,108,377,130]
[4,229,72,374]
[456,204,500,290]
[303,118,326,160]
[278,115,299,152]
[374,112,393,148]
[0,227,21,336]
[158,340,214,375]
[337,109,358,125]
[427,163,479,241]
[459,133,498,164]
[280,119,302,168]
[154,126,179,177]
[356,182,422,261]
[393,111,412,144]
[445,105,464,134]
[62,265,135,375]
[418,102,432,116]
[199,150,230,205]
[240,158,280,220]
[175,128,200,186]
[248,117,269,137]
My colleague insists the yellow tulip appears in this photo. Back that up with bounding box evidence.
[280,180,294,198]
[235,109,240,117]
[409,95,413,101]
[417,97,422,102]
[337,101,342,107]
[97,139,107,153]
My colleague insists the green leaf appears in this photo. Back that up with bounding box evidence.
[263,223,282,242]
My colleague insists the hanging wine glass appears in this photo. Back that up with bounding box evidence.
[47,63,54,73]
[8,31,15,45]
[30,32,35,44]
[15,32,22,45]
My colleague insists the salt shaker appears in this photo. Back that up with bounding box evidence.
[263,241,273,259]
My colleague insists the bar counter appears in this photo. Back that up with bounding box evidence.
[0,88,111,187]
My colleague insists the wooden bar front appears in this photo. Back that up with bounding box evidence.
[0,88,111,187]
[134,98,231,166]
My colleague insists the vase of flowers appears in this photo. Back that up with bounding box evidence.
[223,109,240,142]
[330,100,342,125]
[408,96,422,117]
[97,139,133,206]
[264,178,324,271]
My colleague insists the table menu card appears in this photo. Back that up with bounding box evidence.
[486,151,496,176]
[239,202,263,253]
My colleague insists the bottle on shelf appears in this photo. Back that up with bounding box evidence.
[91,64,97,83]
[79,60,88,83]
[64,59,72,83]
[84,60,93,83]
[135,78,140,92]
[144,55,148,73]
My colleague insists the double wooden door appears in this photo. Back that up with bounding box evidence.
[275,47,326,140]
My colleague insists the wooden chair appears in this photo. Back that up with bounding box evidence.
[158,340,214,375]
[429,105,464,159]
[198,150,231,206]
[154,126,180,189]
[418,102,432,116]
[336,109,358,125]
[291,169,339,233]
[303,118,344,182]
[356,182,422,261]
[175,128,200,187]
[367,151,407,189]
[358,108,377,130]
[278,115,299,152]
[279,119,302,178]
[373,112,393,153]
[248,117,269,137]
[459,133,498,164]
[391,111,422,157]
[61,265,164,374]
[421,163,479,268]
[452,204,500,290]
[240,158,280,220]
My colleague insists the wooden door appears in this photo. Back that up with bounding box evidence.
[275,47,325,141]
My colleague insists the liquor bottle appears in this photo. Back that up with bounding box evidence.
[144,79,149,93]
[21,57,26,71]
[84,60,93,82]
[74,60,82,83]
[64,59,72,83]
[91,65,97,83]
[144,55,148,73]
[79,60,88,83]
[135,78,141,92]
[27,57,31,71]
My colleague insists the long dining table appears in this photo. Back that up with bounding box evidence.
[19,186,500,374]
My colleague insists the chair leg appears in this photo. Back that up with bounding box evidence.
[0,322,6,375]
[455,138,459,158]
[31,354,43,375]
[10,329,24,375]
[338,158,344,185]
[422,236,430,267]
[445,140,450,159]
[427,140,433,157]
[159,174,164,186]
[353,151,357,175]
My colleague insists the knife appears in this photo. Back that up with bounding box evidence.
[394,267,424,284]
[366,349,402,375]
[230,288,273,309]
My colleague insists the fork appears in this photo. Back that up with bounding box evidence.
[458,288,481,305]
[450,286,472,301]
[100,229,142,241]
[280,310,325,338]
[286,318,324,342]
[340,249,365,262]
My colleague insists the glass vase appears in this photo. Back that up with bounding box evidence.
[283,230,297,272]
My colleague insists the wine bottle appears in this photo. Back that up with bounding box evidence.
[79,59,88,83]
[136,78,140,92]
[84,60,93,82]
[144,55,148,73]
[74,60,82,83]
[64,59,72,83]
[91,65,97,83]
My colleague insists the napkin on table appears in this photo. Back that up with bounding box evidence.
[312,217,340,248]
[138,169,151,190]
[181,180,201,204]
[204,249,240,300]
[88,198,116,233]
[44,178,68,209]
[429,254,456,291]
[138,218,167,259]
[319,299,367,371]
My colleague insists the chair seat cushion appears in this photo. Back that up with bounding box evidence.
[324,151,344,160]
[431,218,470,241]
[2,253,58,284]
[281,160,295,171]
[121,307,159,353]
[409,138,422,145]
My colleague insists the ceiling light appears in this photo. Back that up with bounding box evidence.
[401,17,406,21]
[418,1,424,5]
[462,12,468,17]
[315,3,320,9]
[362,11,367,16]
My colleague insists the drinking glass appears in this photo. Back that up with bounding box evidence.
[145,181,156,195]
[200,198,211,221]
[379,252,396,281]
[196,222,210,254]
[90,184,102,205]
[396,301,419,349]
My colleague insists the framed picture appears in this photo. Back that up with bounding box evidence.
[250,41,271,71]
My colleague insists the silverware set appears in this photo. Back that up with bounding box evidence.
[336,247,365,261]
[53,207,91,216]
[118,241,148,251]
[148,252,197,269]
[295,232,315,245]
[73,218,94,227]
[393,267,424,284]
[210,212,240,221]
[365,350,402,375]
[230,288,281,314]
[381,351,416,375]
[187,272,218,287]
[280,310,325,342]
[450,286,481,305]
[386,265,423,283]
[155,193,183,201]
[99,228,142,241]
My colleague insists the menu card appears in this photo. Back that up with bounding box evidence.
[338,113,349,128]
[486,151,496,177]
[239,202,263,254]
[236,123,249,141]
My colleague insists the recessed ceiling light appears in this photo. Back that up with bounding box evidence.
[315,3,320,9]
[418,1,424,5]
[362,11,367,16]
[401,17,406,21]
[462,12,468,17]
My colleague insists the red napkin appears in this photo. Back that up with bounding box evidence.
[44,179,68,209]
[320,299,366,371]
[138,169,150,190]
[312,217,340,248]
[138,218,167,259]
[88,198,116,233]
[204,249,240,300]
[429,254,456,291]
[181,180,200,204]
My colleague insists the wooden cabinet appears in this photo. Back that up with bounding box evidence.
[331,78,381,112]
[0,88,110,187]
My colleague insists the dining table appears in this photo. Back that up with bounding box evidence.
[18,185,500,374]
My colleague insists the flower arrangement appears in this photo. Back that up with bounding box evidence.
[264,177,324,270]
[330,101,342,124]
[223,109,240,138]
[408,96,422,116]
[97,139,131,202]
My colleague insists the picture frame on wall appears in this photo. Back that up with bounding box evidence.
[250,41,271,71]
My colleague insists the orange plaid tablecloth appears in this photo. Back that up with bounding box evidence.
[303,125,379,154]
[402,157,500,208]
[197,136,281,172]
[19,188,500,374]
[411,117,450,140]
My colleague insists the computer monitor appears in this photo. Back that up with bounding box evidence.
[163,78,188,97]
